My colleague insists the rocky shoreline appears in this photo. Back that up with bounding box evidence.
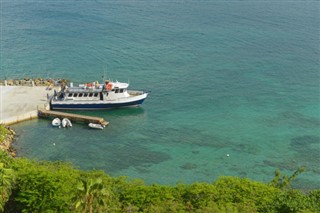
[0,126,16,157]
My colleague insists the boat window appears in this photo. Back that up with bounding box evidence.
[68,93,73,97]
[89,93,93,97]
[94,93,98,97]
[115,89,119,93]
[84,93,88,97]
[111,89,115,92]
[73,93,78,97]
[79,93,83,97]
[120,89,124,93]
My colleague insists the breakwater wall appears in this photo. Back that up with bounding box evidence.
[1,110,38,126]
[1,103,50,126]
[0,77,68,87]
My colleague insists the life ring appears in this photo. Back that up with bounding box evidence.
[106,83,113,90]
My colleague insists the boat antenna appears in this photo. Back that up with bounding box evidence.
[102,66,107,81]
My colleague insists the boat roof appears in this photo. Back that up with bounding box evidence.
[64,80,129,93]
[111,81,129,89]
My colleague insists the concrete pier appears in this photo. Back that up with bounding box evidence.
[38,109,109,126]
[0,86,53,125]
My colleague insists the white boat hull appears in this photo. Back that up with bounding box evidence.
[52,118,61,127]
[88,123,104,130]
[51,93,148,110]
[62,118,72,128]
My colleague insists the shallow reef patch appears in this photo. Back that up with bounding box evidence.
[290,135,320,168]
[106,144,171,172]
[265,111,320,129]
[180,163,198,170]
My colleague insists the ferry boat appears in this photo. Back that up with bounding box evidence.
[50,80,148,110]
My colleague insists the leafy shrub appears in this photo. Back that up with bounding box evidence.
[213,176,280,212]
[12,159,80,212]
[0,151,15,212]
[1,149,319,213]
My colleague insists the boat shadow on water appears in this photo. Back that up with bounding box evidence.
[60,107,146,118]
[107,107,145,117]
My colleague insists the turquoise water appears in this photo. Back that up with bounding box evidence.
[2,1,319,189]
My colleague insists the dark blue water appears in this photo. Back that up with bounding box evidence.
[2,1,319,189]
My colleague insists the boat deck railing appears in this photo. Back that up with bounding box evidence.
[65,87,103,93]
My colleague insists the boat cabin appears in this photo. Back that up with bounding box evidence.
[50,79,148,110]
[56,81,130,101]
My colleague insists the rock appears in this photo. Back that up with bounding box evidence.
[7,79,14,86]
[20,80,26,85]
[25,80,32,86]
[34,79,41,86]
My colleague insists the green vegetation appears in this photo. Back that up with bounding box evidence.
[0,127,319,213]
[0,126,9,142]
[0,152,15,212]
[0,151,319,213]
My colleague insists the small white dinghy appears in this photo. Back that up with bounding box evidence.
[62,118,72,128]
[88,123,104,130]
[52,118,61,127]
